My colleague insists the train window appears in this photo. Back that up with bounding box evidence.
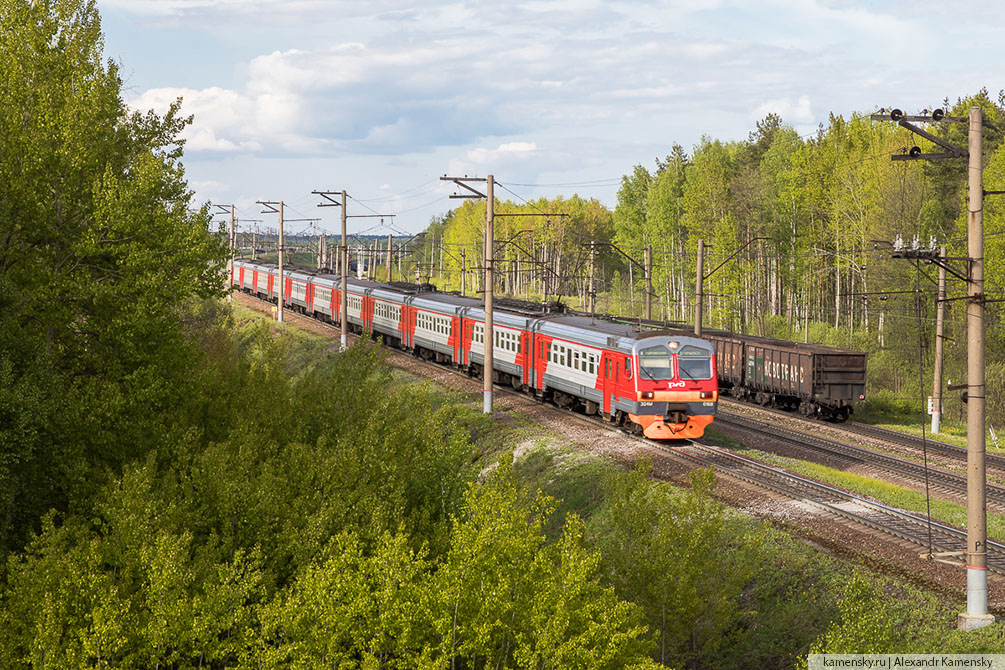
[638,346,675,380]
[623,357,633,379]
[677,345,713,380]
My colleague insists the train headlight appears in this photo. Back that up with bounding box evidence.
[641,391,654,399]
[700,391,714,399]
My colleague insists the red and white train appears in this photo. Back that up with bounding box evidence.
[232,259,718,439]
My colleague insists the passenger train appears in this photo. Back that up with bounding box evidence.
[232,259,718,439]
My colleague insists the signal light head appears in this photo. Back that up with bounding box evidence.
[909,146,922,157]
[932,108,944,121]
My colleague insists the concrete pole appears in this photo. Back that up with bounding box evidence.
[228,205,235,302]
[644,244,653,321]
[932,245,947,434]
[804,284,810,343]
[340,191,348,350]
[277,202,284,323]
[960,106,993,631]
[461,248,467,296]
[484,175,495,414]
[589,241,596,314]
[694,238,705,337]
[317,229,323,270]
[387,234,393,283]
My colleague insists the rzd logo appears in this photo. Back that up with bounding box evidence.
[667,381,686,388]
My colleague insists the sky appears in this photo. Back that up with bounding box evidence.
[97,0,1003,237]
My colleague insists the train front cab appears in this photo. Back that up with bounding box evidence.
[627,336,718,439]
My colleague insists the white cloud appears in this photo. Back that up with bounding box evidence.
[104,0,996,223]
[751,95,815,125]
[465,142,538,165]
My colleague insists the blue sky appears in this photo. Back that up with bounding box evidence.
[98,0,1003,237]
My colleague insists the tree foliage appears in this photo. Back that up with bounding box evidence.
[0,0,227,559]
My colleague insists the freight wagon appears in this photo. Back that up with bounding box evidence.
[701,331,866,421]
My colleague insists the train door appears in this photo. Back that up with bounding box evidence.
[526,333,534,385]
[602,352,618,415]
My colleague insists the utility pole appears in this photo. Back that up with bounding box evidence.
[315,190,349,348]
[313,191,392,349]
[874,106,992,630]
[317,229,325,270]
[277,203,284,323]
[256,201,284,322]
[644,244,653,321]
[932,245,947,433]
[215,204,236,301]
[485,176,494,413]
[694,239,704,337]
[588,241,596,314]
[442,174,495,413]
[386,234,393,283]
[964,106,989,630]
[461,248,467,296]
[696,236,771,337]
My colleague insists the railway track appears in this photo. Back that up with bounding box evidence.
[716,410,1005,508]
[721,398,1005,471]
[235,292,1005,575]
[662,441,1005,575]
[842,420,1005,469]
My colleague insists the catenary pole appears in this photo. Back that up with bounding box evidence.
[694,238,704,337]
[961,106,992,630]
[932,245,946,433]
[387,234,393,282]
[589,241,596,314]
[484,175,495,414]
[341,191,348,349]
[644,244,653,321]
[277,201,284,323]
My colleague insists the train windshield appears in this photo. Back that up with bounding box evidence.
[677,345,713,380]
[638,346,675,380]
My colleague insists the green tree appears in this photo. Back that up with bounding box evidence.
[0,0,227,558]
[431,452,656,669]
[594,463,752,668]
[803,573,897,660]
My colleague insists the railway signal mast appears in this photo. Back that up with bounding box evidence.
[873,106,994,630]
